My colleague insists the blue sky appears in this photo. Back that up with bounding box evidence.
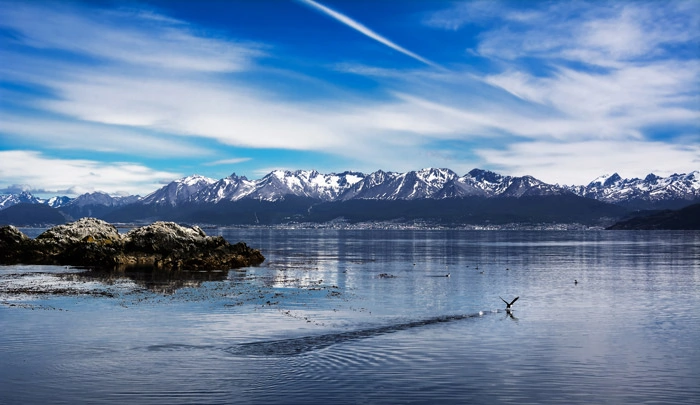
[1,0,698,197]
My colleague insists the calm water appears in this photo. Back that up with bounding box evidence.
[1,229,699,404]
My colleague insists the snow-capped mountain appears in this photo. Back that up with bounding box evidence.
[67,192,138,208]
[460,169,569,198]
[0,191,42,210]
[140,175,217,206]
[2,169,698,220]
[190,173,256,203]
[45,196,73,208]
[197,168,561,202]
[566,171,700,208]
[0,191,138,211]
[335,168,569,201]
[242,170,365,202]
[56,192,140,219]
[341,168,460,200]
[182,170,366,203]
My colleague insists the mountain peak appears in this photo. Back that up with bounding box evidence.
[3,168,698,218]
[588,173,621,187]
[467,168,503,183]
[226,172,249,181]
[180,174,216,186]
[568,171,700,209]
[604,173,622,187]
[141,174,217,206]
[644,173,660,183]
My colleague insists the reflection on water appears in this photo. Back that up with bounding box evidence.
[1,230,699,405]
[70,267,234,294]
[0,266,248,298]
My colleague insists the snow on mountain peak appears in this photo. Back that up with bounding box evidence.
[588,173,622,188]
[467,168,503,184]
[568,171,700,206]
[181,174,217,187]
[141,174,217,206]
[0,191,42,210]
[417,168,458,184]
[2,168,697,214]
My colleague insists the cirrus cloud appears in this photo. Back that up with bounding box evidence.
[0,0,697,194]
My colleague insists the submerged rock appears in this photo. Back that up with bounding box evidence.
[0,218,264,270]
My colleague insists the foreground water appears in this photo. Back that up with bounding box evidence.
[1,229,699,404]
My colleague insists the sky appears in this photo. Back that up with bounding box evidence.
[0,0,698,197]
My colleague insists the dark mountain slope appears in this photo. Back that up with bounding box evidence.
[0,203,68,226]
[607,203,700,230]
[104,196,319,225]
[308,194,627,226]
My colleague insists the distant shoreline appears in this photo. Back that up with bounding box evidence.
[17,221,606,232]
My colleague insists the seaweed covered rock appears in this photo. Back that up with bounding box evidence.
[124,221,208,254]
[118,221,264,269]
[34,218,124,266]
[36,217,122,246]
[0,218,264,270]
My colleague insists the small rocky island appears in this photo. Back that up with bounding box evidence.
[0,218,264,270]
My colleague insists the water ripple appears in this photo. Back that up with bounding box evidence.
[226,311,490,357]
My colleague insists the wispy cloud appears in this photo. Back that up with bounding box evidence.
[418,0,700,181]
[0,113,212,157]
[299,0,442,69]
[0,151,181,196]
[476,140,700,185]
[0,0,697,192]
[0,1,264,72]
[425,0,699,67]
[204,158,252,166]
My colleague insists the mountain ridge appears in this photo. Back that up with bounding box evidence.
[1,168,698,226]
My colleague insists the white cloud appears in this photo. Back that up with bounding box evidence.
[476,140,700,185]
[426,1,699,68]
[0,151,180,196]
[204,158,252,166]
[38,71,353,150]
[0,0,697,190]
[0,113,212,157]
[0,1,263,72]
[299,0,442,69]
[482,61,699,139]
[423,0,504,31]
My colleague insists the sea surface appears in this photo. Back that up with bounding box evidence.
[1,229,699,404]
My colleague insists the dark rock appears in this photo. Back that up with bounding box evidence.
[0,225,33,264]
[0,218,264,270]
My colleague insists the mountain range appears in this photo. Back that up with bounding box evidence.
[1,168,698,227]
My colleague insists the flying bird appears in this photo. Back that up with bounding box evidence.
[500,296,519,311]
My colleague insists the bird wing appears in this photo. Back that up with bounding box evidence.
[499,296,508,305]
[509,296,519,305]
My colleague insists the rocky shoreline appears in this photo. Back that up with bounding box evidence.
[0,218,264,270]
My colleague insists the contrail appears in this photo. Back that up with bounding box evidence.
[299,0,442,69]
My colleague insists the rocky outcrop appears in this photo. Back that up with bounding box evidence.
[0,225,33,263]
[0,218,264,270]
